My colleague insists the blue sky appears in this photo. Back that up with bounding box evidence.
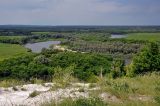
[0,0,160,25]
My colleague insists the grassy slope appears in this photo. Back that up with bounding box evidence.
[86,72,160,106]
[0,43,28,61]
[126,33,160,41]
[107,73,160,106]
[39,72,160,106]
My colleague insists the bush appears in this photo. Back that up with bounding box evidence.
[29,90,40,98]
[155,96,160,104]
[75,98,107,106]
[12,86,18,91]
[51,52,112,81]
[0,51,113,81]
[41,97,107,106]
[128,42,160,76]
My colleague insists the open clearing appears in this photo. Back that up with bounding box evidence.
[0,43,28,61]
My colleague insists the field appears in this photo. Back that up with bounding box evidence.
[126,33,160,41]
[0,43,28,61]
[0,36,25,39]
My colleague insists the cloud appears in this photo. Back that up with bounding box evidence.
[0,0,159,25]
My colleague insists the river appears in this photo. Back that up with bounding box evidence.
[25,41,61,53]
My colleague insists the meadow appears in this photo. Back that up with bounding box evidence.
[126,33,160,41]
[0,36,25,39]
[0,43,28,61]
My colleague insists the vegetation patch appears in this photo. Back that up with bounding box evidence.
[41,97,107,106]
[126,33,160,41]
[0,43,29,61]
[29,90,41,98]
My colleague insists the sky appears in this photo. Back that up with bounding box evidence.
[0,0,160,25]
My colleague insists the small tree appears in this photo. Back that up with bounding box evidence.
[110,58,125,78]
[34,55,50,65]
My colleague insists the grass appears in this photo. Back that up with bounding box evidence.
[0,79,25,88]
[0,43,28,61]
[110,100,159,106]
[0,72,159,106]
[88,72,160,106]
[126,33,160,41]
[31,32,55,35]
[105,72,160,98]
[41,97,107,106]
[0,36,26,39]
[40,72,160,106]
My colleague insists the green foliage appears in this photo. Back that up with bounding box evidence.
[52,65,75,88]
[29,90,40,98]
[0,54,53,80]
[0,36,27,44]
[41,97,107,106]
[51,52,112,81]
[34,55,50,65]
[126,33,160,41]
[111,82,130,93]
[109,58,125,78]
[154,96,160,104]
[74,98,107,106]
[68,41,142,55]
[128,42,160,76]
[0,43,29,61]
[0,79,25,87]
[0,51,113,81]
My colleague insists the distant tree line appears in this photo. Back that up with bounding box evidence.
[0,34,72,44]
[1,25,160,33]
[68,41,143,55]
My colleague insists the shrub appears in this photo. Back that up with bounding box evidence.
[128,42,160,76]
[12,86,18,91]
[29,90,40,98]
[75,98,107,106]
[155,96,160,104]
[21,87,27,91]
[41,97,107,106]
[0,51,113,82]
[110,58,125,78]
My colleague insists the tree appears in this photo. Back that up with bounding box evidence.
[110,58,125,78]
[34,55,50,65]
[127,42,160,77]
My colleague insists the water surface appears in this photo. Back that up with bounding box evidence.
[25,41,61,53]
[110,34,127,38]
